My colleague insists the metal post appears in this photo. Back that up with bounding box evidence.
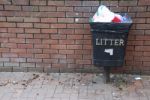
[104,67,111,83]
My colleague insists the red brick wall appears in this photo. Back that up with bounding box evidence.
[0,0,149,73]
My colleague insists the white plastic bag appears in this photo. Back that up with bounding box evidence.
[93,5,115,22]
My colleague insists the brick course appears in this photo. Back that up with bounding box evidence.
[0,0,149,73]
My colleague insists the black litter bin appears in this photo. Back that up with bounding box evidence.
[90,22,132,82]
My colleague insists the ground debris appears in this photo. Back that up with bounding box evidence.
[0,80,9,87]
[21,74,40,88]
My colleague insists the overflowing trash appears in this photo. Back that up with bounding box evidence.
[90,5,132,23]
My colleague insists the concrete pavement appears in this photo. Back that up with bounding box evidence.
[0,72,149,100]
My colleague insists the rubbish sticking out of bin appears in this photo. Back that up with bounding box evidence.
[89,5,132,83]
[89,5,132,23]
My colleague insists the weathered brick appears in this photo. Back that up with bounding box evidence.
[17,23,33,28]
[39,6,56,11]
[34,34,50,39]
[27,58,42,63]
[59,59,74,64]
[8,28,24,33]
[41,18,57,23]
[128,7,146,12]
[48,1,64,6]
[65,1,82,6]
[52,63,67,68]
[83,13,93,18]
[22,6,39,11]
[9,38,25,43]
[43,59,58,63]
[12,0,29,5]
[83,45,92,50]
[51,54,66,59]
[17,34,33,38]
[4,62,19,67]
[66,12,82,18]
[19,54,33,58]
[67,35,83,39]
[146,18,150,23]
[0,38,8,43]
[0,22,16,27]
[0,67,13,72]
[136,24,150,29]
[135,46,150,51]
[36,63,51,68]
[0,0,11,4]
[43,49,58,54]
[26,39,41,44]
[0,58,10,62]
[83,35,92,39]
[0,17,6,21]
[18,44,33,49]
[75,29,90,34]
[51,34,66,39]
[24,18,40,22]
[143,62,150,66]
[138,0,150,5]
[1,43,17,48]
[27,67,44,72]
[42,40,58,44]
[0,33,16,38]
[57,7,73,11]
[75,50,91,55]
[76,60,91,64]
[74,7,91,12]
[30,0,46,5]
[51,24,66,29]
[136,35,150,40]
[136,12,150,17]
[58,18,74,23]
[2,53,18,57]
[58,29,74,34]
[101,1,118,6]
[35,54,50,59]
[41,29,57,34]
[67,45,82,50]
[34,23,49,28]
[34,44,49,49]
[133,18,146,23]
[110,7,127,12]
[83,1,99,6]
[4,5,21,11]
[11,49,26,53]
[129,30,144,35]
[83,54,92,60]
[59,40,74,45]
[0,28,7,32]
[25,29,40,33]
[51,45,66,49]
[13,67,28,72]
[145,30,150,35]
[119,0,137,6]
[75,18,88,23]
[11,58,26,62]
[27,49,42,53]
[0,5,3,10]
[67,24,83,29]
[20,63,35,67]
[59,50,74,54]
[0,48,10,53]
[127,40,143,46]
[7,17,24,22]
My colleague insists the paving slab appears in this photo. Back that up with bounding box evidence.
[0,72,149,100]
